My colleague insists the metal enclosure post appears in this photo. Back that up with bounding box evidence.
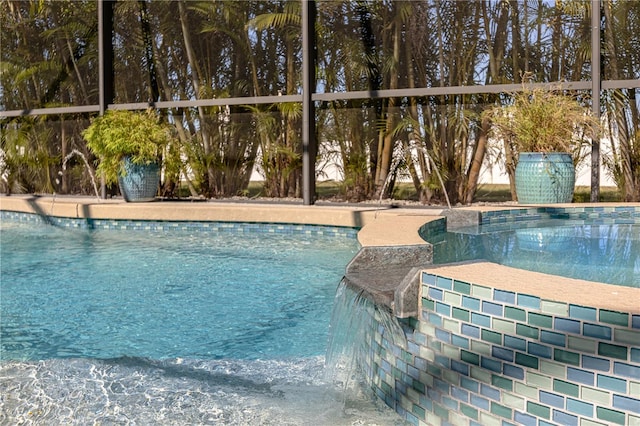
[302,0,317,205]
[591,0,601,202]
[98,0,114,198]
[98,0,114,115]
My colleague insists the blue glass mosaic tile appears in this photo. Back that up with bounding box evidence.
[482,301,503,316]
[583,323,612,340]
[451,359,469,376]
[614,362,640,379]
[442,396,457,410]
[419,394,433,412]
[514,411,537,426]
[429,287,444,301]
[569,305,597,321]
[435,378,450,394]
[460,377,478,393]
[566,367,594,386]
[396,358,407,372]
[480,383,500,401]
[451,334,469,349]
[404,411,418,426]
[582,355,610,371]
[494,289,516,304]
[407,364,420,381]
[492,346,514,362]
[554,318,581,334]
[632,315,640,329]
[528,342,552,359]
[436,302,451,316]
[428,313,442,327]
[597,374,627,393]
[462,295,481,311]
[414,356,427,371]
[539,390,564,408]
[632,348,640,363]
[435,355,449,368]
[566,398,593,417]
[504,335,526,351]
[516,294,540,309]
[436,277,453,290]
[435,328,450,343]
[470,394,489,411]
[471,312,491,327]
[503,364,524,380]
[552,409,578,426]
[451,386,469,403]
[481,357,501,373]
[461,324,480,339]
[422,273,436,286]
[540,330,566,347]
[612,395,640,414]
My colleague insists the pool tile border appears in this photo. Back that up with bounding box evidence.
[480,206,640,226]
[0,210,359,239]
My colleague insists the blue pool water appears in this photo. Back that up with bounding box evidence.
[433,220,640,287]
[1,221,359,361]
[0,219,407,425]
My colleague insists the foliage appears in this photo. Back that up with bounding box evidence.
[1,0,639,202]
[82,109,173,186]
[483,84,601,156]
[1,121,57,194]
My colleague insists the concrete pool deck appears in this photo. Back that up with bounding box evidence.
[1,195,638,314]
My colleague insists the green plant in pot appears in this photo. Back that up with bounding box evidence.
[483,83,601,204]
[83,109,173,202]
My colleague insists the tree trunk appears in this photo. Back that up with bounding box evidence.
[178,0,215,197]
[465,116,490,204]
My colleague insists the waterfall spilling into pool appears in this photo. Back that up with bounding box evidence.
[0,215,407,425]
[325,279,410,408]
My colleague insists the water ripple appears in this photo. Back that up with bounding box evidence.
[0,357,408,425]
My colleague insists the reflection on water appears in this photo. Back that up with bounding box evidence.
[515,227,573,252]
[433,223,640,287]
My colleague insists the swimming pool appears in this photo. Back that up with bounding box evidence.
[432,220,640,287]
[0,216,407,425]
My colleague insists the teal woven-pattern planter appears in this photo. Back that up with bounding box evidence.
[515,152,575,204]
[118,157,160,202]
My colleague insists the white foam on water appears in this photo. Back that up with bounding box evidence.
[0,356,408,425]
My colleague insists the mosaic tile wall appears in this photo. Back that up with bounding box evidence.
[0,210,359,238]
[360,272,640,426]
[480,206,640,226]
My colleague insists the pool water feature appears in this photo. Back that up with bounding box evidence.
[347,206,640,426]
[0,216,407,425]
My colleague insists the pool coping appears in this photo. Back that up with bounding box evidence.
[1,195,639,314]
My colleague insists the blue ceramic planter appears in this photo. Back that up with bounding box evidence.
[515,152,575,204]
[118,156,160,202]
